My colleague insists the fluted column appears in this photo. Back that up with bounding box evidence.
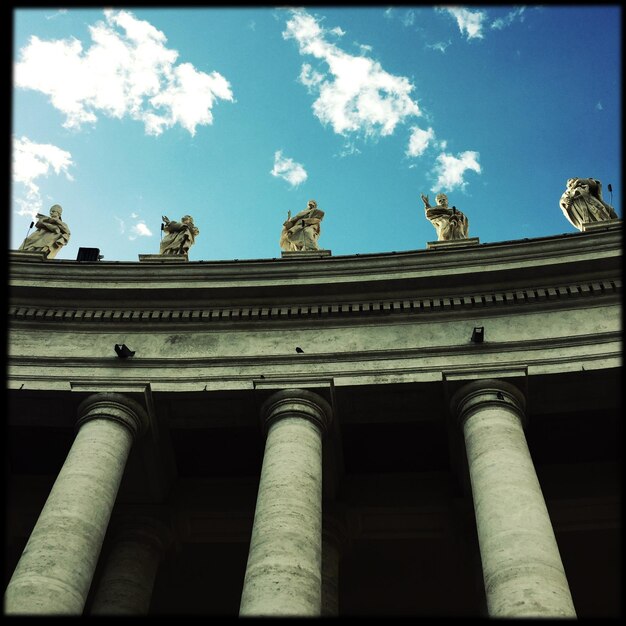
[90,515,171,614]
[239,389,332,616]
[4,393,149,615]
[450,380,576,617]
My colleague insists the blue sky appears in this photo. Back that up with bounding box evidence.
[11,6,621,262]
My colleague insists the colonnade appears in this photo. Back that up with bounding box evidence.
[4,381,576,617]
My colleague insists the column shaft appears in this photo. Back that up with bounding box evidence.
[90,522,165,614]
[4,394,147,615]
[239,389,331,616]
[240,417,322,615]
[321,534,340,616]
[454,381,576,617]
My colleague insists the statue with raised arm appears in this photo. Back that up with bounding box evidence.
[559,178,618,231]
[421,192,469,241]
[159,215,199,255]
[279,199,325,251]
[18,204,71,259]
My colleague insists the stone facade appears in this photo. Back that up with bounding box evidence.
[6,222,621,616]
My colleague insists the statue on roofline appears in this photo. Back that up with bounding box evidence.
[160,215,199,255]
[280,199,325,251]
[18,204,71,259]
[559,178,617,231]
[420,192,469,241]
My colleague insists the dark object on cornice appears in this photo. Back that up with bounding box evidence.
[471,327,485,344]
[114,344,135,358]
[77,247,102,262]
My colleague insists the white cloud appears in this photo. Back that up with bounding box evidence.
[12,136,74,217]
[596,101,603,111]
[283,8,421,138]
[406,125,435,157]
[14,9,234,136]
[271,150,308,187]
[439,7,487,40]
[431,151,481,192]
[131,221,152,238]
[491,7,526,31]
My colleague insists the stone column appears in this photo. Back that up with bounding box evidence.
[239,389,332,616]
[450,380,576,617]
[90,515,171,614]
[321,511,350,616]
[4,393,149,615]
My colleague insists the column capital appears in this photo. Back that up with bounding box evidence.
[76,393,149,440]
[260,388,333,438]
[450,379,527,430]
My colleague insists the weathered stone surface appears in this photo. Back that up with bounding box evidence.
[4,394,147,615]
[239,390,332,616]
[451,380,576,617]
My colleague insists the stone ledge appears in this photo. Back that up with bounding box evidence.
[281,250,332,259]
[138,254,188,263]
[10,250,48,262]
[581,219,622,233]
[426,237,480,250]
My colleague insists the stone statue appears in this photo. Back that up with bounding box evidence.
[421,193,469,241]
[18,204,71,259]
[280,199,325,251]
[159,215,199,256]
[559,178,618,231]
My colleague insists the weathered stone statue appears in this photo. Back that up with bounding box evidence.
[280,199,325,251]
[559,178,617,231]
[421,193,469,241]
[18,204,71,259]
[159,215,199,255]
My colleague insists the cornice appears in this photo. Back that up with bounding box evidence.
[7,276,621,328]
[8,228,622,301]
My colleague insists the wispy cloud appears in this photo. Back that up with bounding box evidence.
[271,150,308,187]
[14,9,234,136]
[406,125,435,157]
[401,10,416,28]
[12,136,74,217]
[432,151,481,192]
[596,101,603,111]
[116,214,153,239]
[426,40,451,54]
[283,8,421,138]
[439,7,487,40]
[45,9,67,20]
[491,7,526,31]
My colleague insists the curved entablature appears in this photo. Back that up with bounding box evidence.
[7,278,621,329]
[8,227,623,307]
